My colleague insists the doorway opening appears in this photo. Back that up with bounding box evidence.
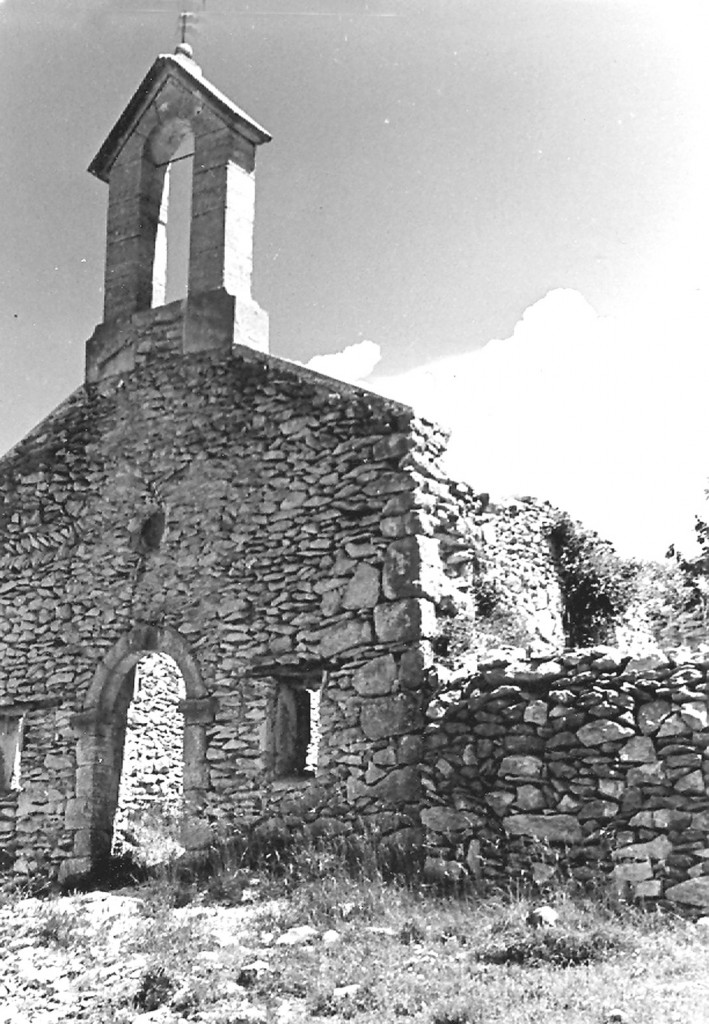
[111,652,186,866]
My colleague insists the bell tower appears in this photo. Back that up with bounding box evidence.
[85,45,271,382]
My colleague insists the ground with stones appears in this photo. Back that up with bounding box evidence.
[2,875,709,1024]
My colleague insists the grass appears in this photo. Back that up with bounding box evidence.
[2,828,709,1023]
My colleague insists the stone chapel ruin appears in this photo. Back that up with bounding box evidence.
[2,48,709,911]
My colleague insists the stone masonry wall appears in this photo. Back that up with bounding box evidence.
[423,646,709,912]
[0,298,454,880]
[0,298,680,886]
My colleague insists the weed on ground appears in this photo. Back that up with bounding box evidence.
[2,832,709,1023]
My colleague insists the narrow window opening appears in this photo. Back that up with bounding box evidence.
[136,509,166,554]
[112,653,186,864]
[273,678,322,778]
[0,713,24,792]
[151,132,194,308]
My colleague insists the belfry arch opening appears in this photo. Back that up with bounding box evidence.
[145,120,194,309]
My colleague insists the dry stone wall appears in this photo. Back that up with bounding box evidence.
[423,645,709,911]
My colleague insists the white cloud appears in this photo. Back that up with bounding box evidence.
[366,288,709,561]
[305,339,382,385]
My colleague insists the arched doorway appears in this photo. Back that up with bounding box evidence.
[66,625,214,881]
[111,652,186,865]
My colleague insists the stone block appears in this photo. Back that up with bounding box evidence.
[577,720,635,746]
[319,618,373,658]
[64,798,91,829]
[58,857,92,885]
[368,766,420,804]
[628,811,655,828]
[342,563,381,611]
[515,785,546,811]
[625,655,670,674]
[466,839,482,879]
[578,799,618,820]
[74,766,95,799]
[503,814,583,844]
[613,835,672,861]
[44,753,74,772]
[399,644,434,690]
[180,697,217,724]
[382,536,442,601]
[499,755,543,779]
[352,654,397,697]
[486,791,515,817]
[372,433,413,460]
[657,714,690,738]
[637,700,672,735]
[681,701,709,731]
[504,662,564,684]
[420,807,480,833]
[676,770,705,794]
[634,879,663,898]
[398,734,423,763]
[665,877,709,907]
[183,760,210,790]
[626,762,667,786]
[613,861,653,884]
[598,778,625,799]
[374,599,436,644]
[592,650,626,672]
[523,701,548,726]
[619,736,656,764]
[360,695,420,740]
[72,829,96,859]
[345,775,368,803]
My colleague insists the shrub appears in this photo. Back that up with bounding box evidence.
[431,1005,473,1024]
[133,966,175,1012]
[35,905,88,950]
[549,513,637,646]
[477,925,627,967]
[399,919,426,945]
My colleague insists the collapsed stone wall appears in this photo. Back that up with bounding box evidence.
[423,646,709,912]
[460,497,566,654]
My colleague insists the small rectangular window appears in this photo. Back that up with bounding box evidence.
[0,713,24,792]
[272,679,321,778]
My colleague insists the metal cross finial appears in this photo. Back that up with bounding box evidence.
[179,10,192,45]
[176,7,204,59]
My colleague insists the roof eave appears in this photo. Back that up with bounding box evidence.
[88,53,271,184]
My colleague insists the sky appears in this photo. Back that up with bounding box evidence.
[0,0,707,560]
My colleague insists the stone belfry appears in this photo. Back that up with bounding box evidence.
[85,43,271,383]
